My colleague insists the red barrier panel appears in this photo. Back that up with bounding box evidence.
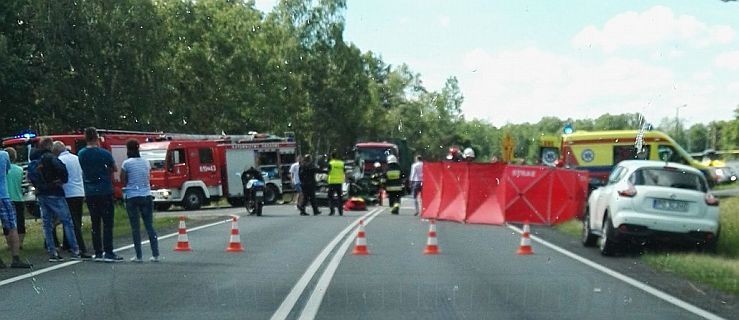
[420,162,587,225]
[465,163,506,225]
[503,165,588,224]
[420,162,443,219]
[436,163,468,222]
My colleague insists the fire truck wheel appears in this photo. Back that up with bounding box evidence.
[264,184,280,205]
[155,203,172,211]
[182,189,204,210]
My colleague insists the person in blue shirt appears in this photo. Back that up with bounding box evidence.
[78,127,122,263]
[121,139,159,263]
[0,149,32,268]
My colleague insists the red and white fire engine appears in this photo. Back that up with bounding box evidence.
[140,134,296,211]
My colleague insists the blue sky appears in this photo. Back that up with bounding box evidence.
[255,0,739,127]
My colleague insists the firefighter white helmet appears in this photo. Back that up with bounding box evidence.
[463,148,475,159]
[387,155,398,164]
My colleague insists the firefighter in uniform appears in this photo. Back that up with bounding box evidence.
[327,151,345,216]
[385,155,404,215]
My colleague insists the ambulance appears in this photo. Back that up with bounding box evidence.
[557,130,714,188]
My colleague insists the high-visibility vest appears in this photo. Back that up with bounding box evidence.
[385,164,403,192]
[327,159,345,184]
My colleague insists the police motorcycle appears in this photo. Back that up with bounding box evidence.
[241,167,265,216]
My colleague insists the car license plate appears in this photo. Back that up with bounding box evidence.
[256,191,264,197]
[653,199,688,212]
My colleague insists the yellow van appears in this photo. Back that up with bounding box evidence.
[559,130,714,187]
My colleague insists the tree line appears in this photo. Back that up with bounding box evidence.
[2,0,737,162]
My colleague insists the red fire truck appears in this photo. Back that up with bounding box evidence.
[140,134,296,211]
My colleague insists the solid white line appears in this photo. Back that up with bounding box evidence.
[270,208,381,320]
[0,218,232,288]
[298,208,384,320]
[506,224,725,320]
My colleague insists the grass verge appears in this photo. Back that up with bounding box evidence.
[1,204,180,259]
[554,197,739,295]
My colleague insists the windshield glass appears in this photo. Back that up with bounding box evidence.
[633,168,708,192]
[356,148,396,163]
[140,149,167,170]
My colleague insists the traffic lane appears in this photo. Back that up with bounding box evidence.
[0,205,367,320]
[315,210,701,320]
[529,223,737,318]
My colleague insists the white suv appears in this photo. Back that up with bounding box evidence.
[582,160,720,256]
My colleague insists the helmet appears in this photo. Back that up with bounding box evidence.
[446,147,461,160]
[463,148,475,159]
[387,155,398,164]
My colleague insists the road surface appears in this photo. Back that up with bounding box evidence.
[0,200,734,320]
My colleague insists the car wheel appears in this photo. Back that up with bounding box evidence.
[182,189,204,211]
[599,217,619,256]
[264,184,280,205]
[581,209,598,247]
[700,227,720,254]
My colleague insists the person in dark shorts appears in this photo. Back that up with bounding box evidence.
[0,149,32,268]
[3,147,25,248]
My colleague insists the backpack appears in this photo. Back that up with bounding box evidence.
[27,158,46,188]
[28,152,66,189]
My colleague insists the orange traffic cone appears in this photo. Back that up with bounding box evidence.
[226,217,244,252]
[352,219,370,255]
[174,216,192,251]
[423,219,440,255]
[517,221,534,255]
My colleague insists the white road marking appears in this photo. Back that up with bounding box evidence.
[298,209,384,320]
[506,224,725,320]
[270,208,382,320]
[0,218,231,288]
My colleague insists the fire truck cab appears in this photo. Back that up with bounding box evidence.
[141,137,295,211]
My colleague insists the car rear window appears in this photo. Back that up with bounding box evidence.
[631,168,707,192]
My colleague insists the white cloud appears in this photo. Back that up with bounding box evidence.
[728,82,739,93]
[572,6,735,52]
[439,16,450,28]
[458,47,737,127]
[715,50,739,69]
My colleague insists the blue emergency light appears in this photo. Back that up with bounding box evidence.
[13,130,37,139]
[563,123,574,134]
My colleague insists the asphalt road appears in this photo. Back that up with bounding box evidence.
[0,199,734,320]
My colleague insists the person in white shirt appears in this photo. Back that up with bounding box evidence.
[53,141,92,259]
[409,155,423,216]
[289,156,303,212]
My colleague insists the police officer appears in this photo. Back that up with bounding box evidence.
[385,155,404,214]
[327,151,344,216]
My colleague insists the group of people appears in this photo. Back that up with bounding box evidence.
[0,127,159,266]
[288,152,344,216]
[287,152,424,216]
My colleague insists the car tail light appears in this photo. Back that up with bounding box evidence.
[705,194,719,206]
[618,184,637,197]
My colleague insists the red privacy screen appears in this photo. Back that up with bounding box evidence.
[420,162,588,225]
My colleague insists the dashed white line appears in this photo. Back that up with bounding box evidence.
[298,208,384,320]
[506,224,725,320]
[270,208,382,320]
